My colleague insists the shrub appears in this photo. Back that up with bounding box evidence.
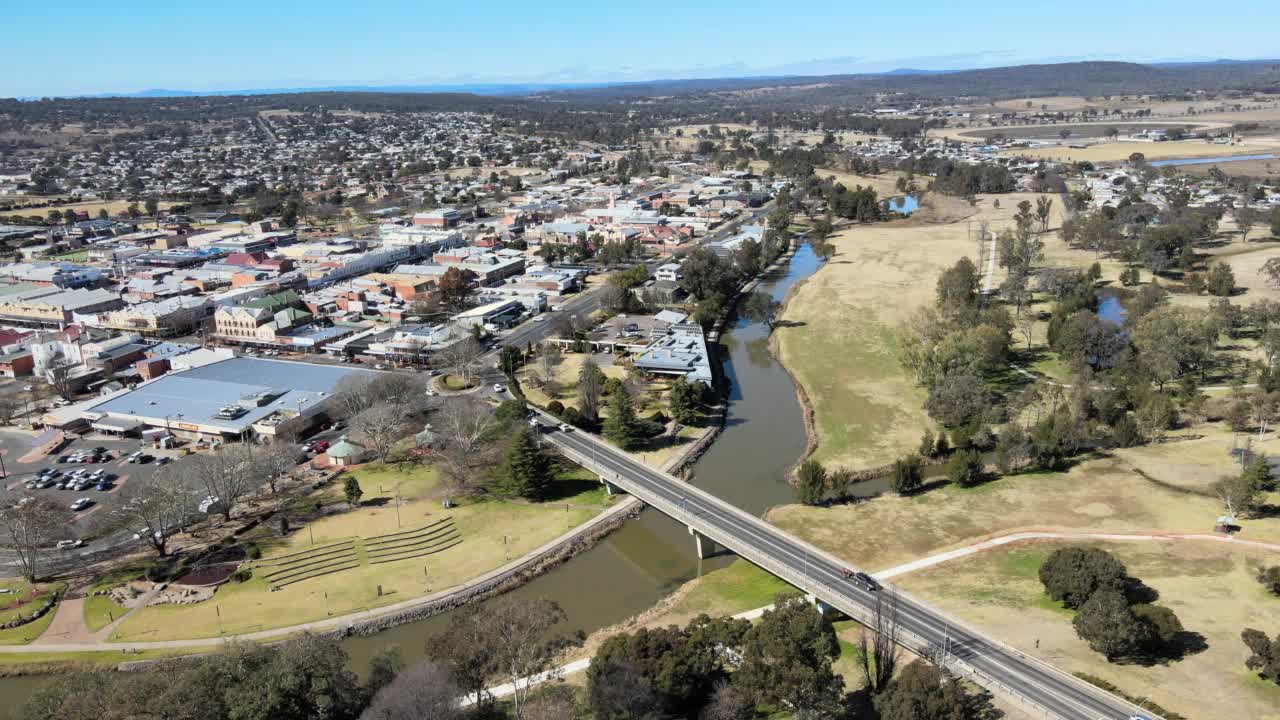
[1258,566,1280,595]
[546,400,565,416]
[230,568,253,583]
[246,543,262,560]
[946,449,983,488]
[890,455,923,495]
[1039,546,1128,609]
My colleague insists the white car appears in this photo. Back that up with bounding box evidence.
[558,423,573,433]
[493,384,506,393]
[56,539,84,550]
[533,316,545,322]
[198,496,220,514]
[69,497,92,511]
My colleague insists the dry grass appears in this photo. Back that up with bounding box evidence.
[774,193,1048,471]
[895,540,1280,720]
[813,168,905,199]
[768,432,1280,574]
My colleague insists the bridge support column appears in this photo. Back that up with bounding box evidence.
[807,593,833,616]
[689,526,718,559]
[600,477,624,495]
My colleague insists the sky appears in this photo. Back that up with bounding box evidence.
[4,0,1279,97]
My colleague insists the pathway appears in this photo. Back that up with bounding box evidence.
[980,224,998,294]
[471,527,1280,702]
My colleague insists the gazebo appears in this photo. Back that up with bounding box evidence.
[325,435,366,467]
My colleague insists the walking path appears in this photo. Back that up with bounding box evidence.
[980,225,998,294]
[474,527,1280,701]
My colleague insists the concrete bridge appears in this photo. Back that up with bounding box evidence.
[536,415,1162,720]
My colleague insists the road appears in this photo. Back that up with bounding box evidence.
[536,417,1157,720]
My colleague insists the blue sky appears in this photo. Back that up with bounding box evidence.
[4,0,1278,97]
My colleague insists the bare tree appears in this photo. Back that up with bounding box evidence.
[534,342,563,395]
[191,444,262,521]
[441,336,483,384]
[0,496,71,581]
[350,404,410,463]
[259,438,302,494]
[360,661,462,720]
[44,361,77,400]
[857,591,901,693]
[435,398,498,496]
[0,396,17,426]
[487,596,576,720]
[1236,206,1260,244]
[368,373,428,413]
[111,468,191,557]
[331,374,376,419]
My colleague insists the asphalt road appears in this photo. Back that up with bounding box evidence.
[537,417,1154,720]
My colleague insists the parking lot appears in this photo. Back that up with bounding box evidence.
[0,430,204,544]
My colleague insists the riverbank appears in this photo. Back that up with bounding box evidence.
[774,193,1052,471]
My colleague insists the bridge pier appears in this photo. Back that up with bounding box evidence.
[689,526,719,559]
[601,478,624,495]
[807,593,834,616]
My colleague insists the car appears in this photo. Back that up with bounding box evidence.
[54,398,72,407]
[550,304,564,312]
[424,389,438,396]
[22,385,32,392]
[56,455,70,463]
[310,441,330,454]
[493,384,506,393]
[127,451,143,463]
[69,497,92,511]
[95,482,113,492]
[375,363,389,370]
[198,496,219,514]
[155,456,171,465]
[131,526,152,541]
[89,469,104,480]
[23,481,37,490]
[558,423,573,432]
[427,369,441,376]
[533,316,545,322]
[527,417,541,429]
[56,539,84,550]
[852,571,880,592]
[1128,715,1155,720]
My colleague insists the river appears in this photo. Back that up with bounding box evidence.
[1,243,832,710]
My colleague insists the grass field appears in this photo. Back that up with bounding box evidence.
[813,168,905,200]
[1000,139,1277,164]
[110,463,611,641]
[895,540,1280,720]
[768,432,1280,574]
[775,192,1052,471]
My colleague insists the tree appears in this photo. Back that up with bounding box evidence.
[946,449,984,488]
[578,358,604,423]
[700,682,755,720]
[1207,261,1236,297]
[435,398,499,497]
[534,341,563,394]
[1035,195,1054,232]
[487,596,576,720]
[364,647,403,697]
[343,477,363,507]
[858,591,901,693]
[441,337,483,385]
[191,444,263,522]
[0,496,71,581]
[936,257,980,311]
[1038,546,1128,609]
[436,267,476,310]
[112,468,190,557]
[667,376,703,426]
[494,427,552,499]
[741,290,782,331]
[1073,589,1153,660]
[876,660,993,720]
[1257,565,1280,596]
[890,455,924,495]
[360,661,461,720]
[350,405,408,463]
[602,386,641,450]
[586,656,661,720]
[794,459,827,505]
[424,602,498,709]
[1235,206,1260,243]
[925,374,990,428]
[43,360,76,400]
[1242,627,1280,685]
[736,597,844,719]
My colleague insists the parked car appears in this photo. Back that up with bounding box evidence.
[198,496,219,514]
[69,497,92,511]
[95,482,113,492]
[310,441,330,454]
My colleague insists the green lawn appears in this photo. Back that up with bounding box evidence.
[0,603,59,645]
[82,565,146,633]
[111,461,613,642]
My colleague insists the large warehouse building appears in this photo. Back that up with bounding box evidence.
[82,356,378,441]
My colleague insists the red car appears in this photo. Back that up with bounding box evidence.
[310,441,330,454]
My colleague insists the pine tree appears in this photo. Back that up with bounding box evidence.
[343,477,363,507]
[495,428,552,499]
[602,387,641,450]
[667,377,701,425]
